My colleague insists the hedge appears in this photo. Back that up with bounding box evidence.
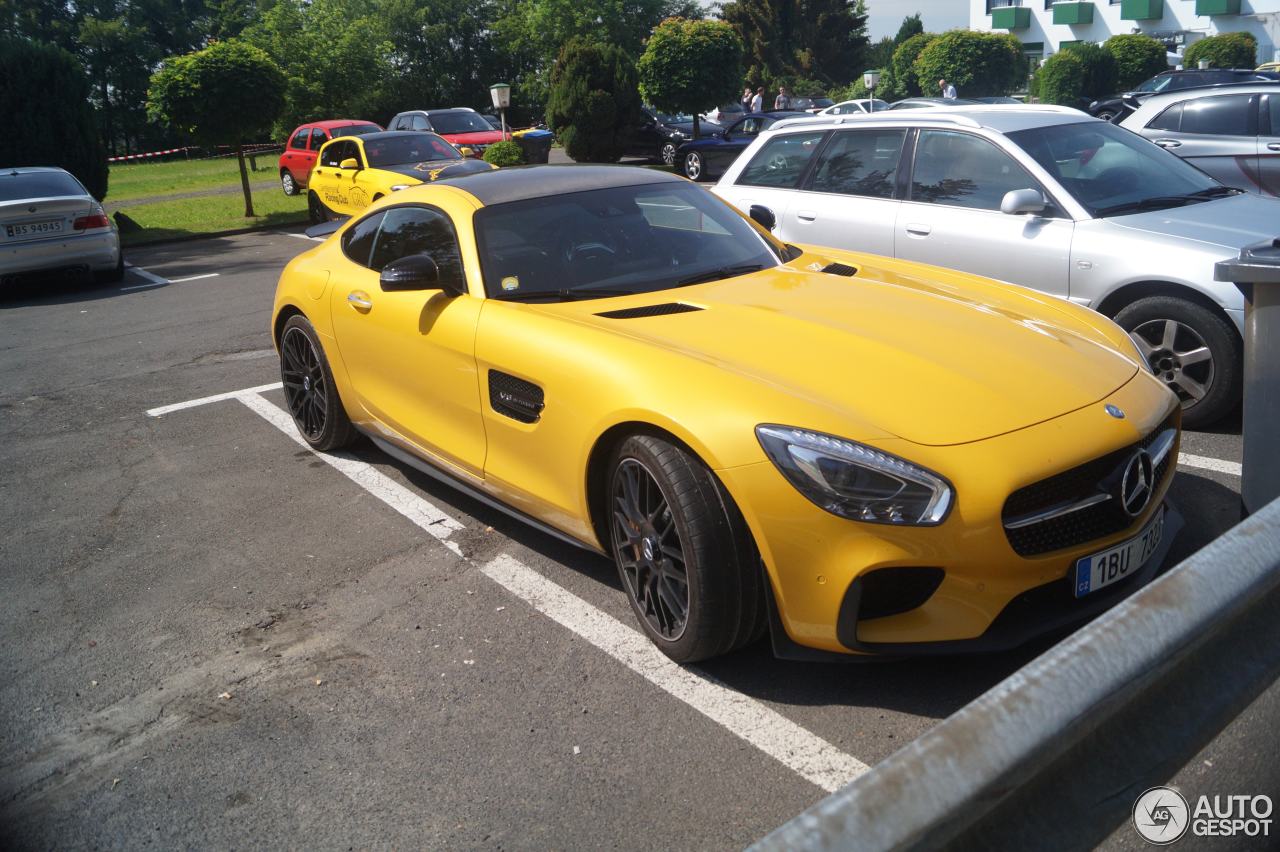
[1104,34,1168,90]
[913,31,1025,98]
[1183,32,1257,70]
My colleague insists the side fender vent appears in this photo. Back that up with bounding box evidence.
[822,262,858,277]
[489,370,544,424]
[596,303,703,319]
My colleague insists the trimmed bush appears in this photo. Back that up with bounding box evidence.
[891,33,937,97]
[0,36,109,200]
[1067,42,1117,100]
[546,37,643,163]
[1183,32,1257,70]
[1034,50,1088,106]
[913,30,1024,98]
[482,140,523,166]
[1104,33,1168,90]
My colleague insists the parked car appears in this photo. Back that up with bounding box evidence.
[306,131,494,223]
[888,97,985,110]
[279,119,382,196]
[0,167,121,284]
[821,99,890,115]
[676,111,807,181]
[711,105,1279,426]
[624,108,721,166]
[273,165,1180,662]
[1259,61,1280,74]
[387,108,505,157]
[792,96,835,113]
[1088,68,1280,121]
[1119,83,1280,197]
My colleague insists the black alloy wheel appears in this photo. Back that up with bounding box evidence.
[279,315,356,451]
[607,434,766,662]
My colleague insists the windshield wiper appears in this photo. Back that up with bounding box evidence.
[494,285,637,302]
[675,263,766,287]
[1094,187,1240,217]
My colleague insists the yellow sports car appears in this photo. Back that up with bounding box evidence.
[273,166,1181,662]
[306,130,495,223]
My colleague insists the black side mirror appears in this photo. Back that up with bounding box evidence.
[379,253,464,297]
[749,204,776,231]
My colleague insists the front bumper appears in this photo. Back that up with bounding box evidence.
[718,371,1181,656]
[0,230,120,278]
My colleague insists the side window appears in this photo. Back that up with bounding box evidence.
[910,130,1039,211]
[1180,95,1254,136]
[341,212,385,268]
[290,129,310,150]
[736,131,826,188]
[310,129,328,150]
[391,116,407,130]
[412,115,431,131]
[807,129,906,199]
[320,142,340,167]
[730,118,760,138]
[1268,95,1280,135]
[1147,103,1182,132]
[368,207,465,286]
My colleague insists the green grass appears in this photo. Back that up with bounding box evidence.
[108,155,279,202]
[115,187,307,247]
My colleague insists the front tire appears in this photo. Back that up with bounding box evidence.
[683,151,704,181]
[607,434,765,662]
[279,314,357,451]
[1114,295,1240,429]
[281,170,298,196]
[1095,110,1116,122]
[307,191,329,225]
[660,142,677,166]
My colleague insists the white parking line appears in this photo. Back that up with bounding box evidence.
[123,263,168,286]
[146,382,282,417]
[168,273,220,283]
[119,282,166,292]
[1177,453,1242,477]
[277,231,323,242]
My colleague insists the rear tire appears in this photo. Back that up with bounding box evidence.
[683,151,705,181]
[281,170,298,196]
[607,434,765,662]
[660,142,677,166]
[307,191,329,225]
[1114,295,1240,429]
[279,314,357,451]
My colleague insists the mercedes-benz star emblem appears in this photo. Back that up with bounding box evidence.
[1119,449,1154,517]
[1105,404,1125,419]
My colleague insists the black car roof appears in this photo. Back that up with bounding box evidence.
[443,165,685,206]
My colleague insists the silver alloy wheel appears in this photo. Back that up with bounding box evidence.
[661,142,677,165]
[281,171,296,195]
[1129,318,1214,407]
[684,152,702,180]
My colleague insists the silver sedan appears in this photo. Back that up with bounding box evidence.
[1,167,122,284]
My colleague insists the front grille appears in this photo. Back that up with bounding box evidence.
[1002,413,1177,557]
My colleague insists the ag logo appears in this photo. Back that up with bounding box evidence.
[1134,786,1190,844]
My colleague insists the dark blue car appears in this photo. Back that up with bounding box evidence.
[676,111,808,181]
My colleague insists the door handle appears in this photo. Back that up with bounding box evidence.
[1154,139,1181,149]
[1268,142,1280,151]
[796,210,817,222]
[347,291,373,311]
[905,223,931,237]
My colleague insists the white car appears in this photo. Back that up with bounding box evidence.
[1,167,121,283]
[820,99,890,115]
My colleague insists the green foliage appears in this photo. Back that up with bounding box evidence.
[1033,49,1088,106]
[546,38,643,163]
[913,30,1024,98]
[638,18,743,133]
[0,36,108,199]
[1103,34,1168,90]
[866,36,894,71]
[482,140,524,166]
[1064,41,1117,100]
[1183,32,1257,70]
[148,40,285,145]
[721,0,870,88]
[894,13,923,45]
[891,32,936,97]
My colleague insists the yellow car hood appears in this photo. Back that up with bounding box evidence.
[568,260,1139,447]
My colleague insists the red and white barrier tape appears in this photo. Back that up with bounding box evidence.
[108,143,282,164]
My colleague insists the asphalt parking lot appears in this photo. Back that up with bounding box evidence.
[0,230,1249,849]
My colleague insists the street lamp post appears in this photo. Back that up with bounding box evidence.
[490,82,512,141]
[863,69,881,112]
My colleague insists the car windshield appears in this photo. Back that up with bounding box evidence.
[474,182,782,301]
[334,124,382,138]
[0,171,86,201]
[363,134,460,166]
[429,112,493,134]
[1007,120,1223,217]
[1136,75,1172,93]
[655,111,693,123]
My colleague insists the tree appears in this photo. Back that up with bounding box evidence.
[1104,34,1168,90]
[545,37,643,162]
[1033,49,1088,106]
[148,40,285,216]
[891,31,936,97]
[913,30,1023,98]
[638,18,743,139]
[866,35,894,71]
[721,0,869,88]
[0,36,108,199]
[1183,31,1257,70]
[894,12,922,45]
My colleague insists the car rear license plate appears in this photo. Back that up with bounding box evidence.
[6,219,63,238]
[1073,507,1164,598]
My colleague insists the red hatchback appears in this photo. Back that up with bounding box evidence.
[278,119,382,195]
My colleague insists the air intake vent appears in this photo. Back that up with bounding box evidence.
[489,371,544,424]
[596,303,703,319]
[821,262,858,277]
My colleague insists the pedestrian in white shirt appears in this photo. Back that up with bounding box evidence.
[750,87,764,112]
[939,79,957,99]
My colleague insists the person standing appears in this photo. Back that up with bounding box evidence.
[939,78,957,99]
[774,86,791,110]
[750,86,764,112]
[741,87,753,111]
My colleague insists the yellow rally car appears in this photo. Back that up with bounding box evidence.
[273,167,1181,663]
[306,130,495,223]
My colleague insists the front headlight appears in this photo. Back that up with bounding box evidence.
[671,130,686,139]
[390,184,412,192]
[756,425,953,525]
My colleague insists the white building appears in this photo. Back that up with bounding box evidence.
[969,0,1280,67]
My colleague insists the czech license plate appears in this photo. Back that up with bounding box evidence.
[1073,507,1164,598]
[6,219,63,238]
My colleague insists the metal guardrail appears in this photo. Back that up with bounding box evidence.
[752,495,1280,851]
